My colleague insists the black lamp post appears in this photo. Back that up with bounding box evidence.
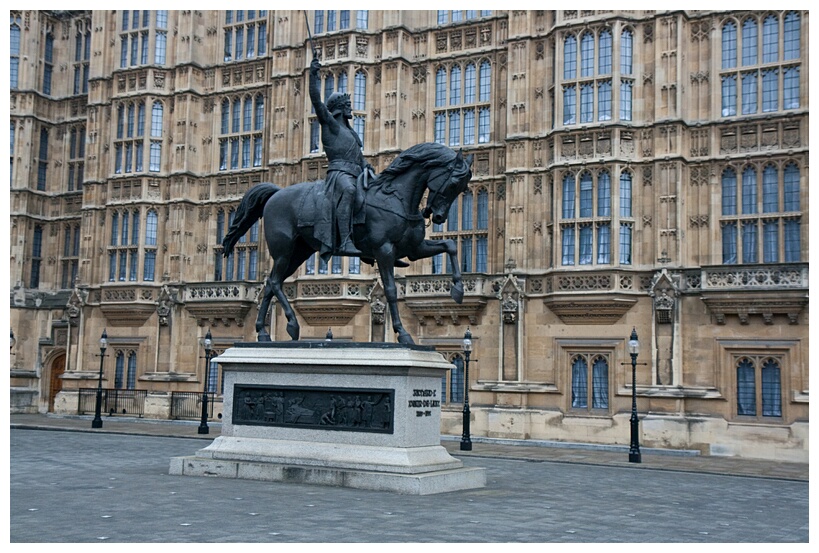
[627,327,641,463]
[92,329,108,429]
[460,327,472,451]
[198,329,213,435]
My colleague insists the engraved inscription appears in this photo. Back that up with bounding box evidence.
[232,385,394,434]
[407,388,440,417]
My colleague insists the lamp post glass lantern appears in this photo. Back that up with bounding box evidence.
[92,329,108,429]
[198,330,213,434]
[460,327,472,451]
[628,327,641,463]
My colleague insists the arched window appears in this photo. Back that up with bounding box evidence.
[216,209,225,243]
[579,171,593,217]
[231,99,240,133]
[761,359,782,416]
[461,190,473,230]
[11,16,21,88]
[43,33,54,95]
[783,163,800,211]
[580,32,594,77]
[598,171,611,217]
[137,102,145,137]
[737,357,782,417]
[254,94,264,131]
[441,354,464,404]
[562,174,575,219]
[762,165,778,213]
[783,11,800,60]
[619,171,633,218]
[337,71,347,93]
[580,83,593,123]
[476,189,488,230]
[450,65,461,106]
[762,15,778,63]
[464,63,476,103]
[121,208,130,245]
[742,18,758,66]
[571,356,588,408]
[564,34,577,79]
[722,20,737,69]
[620,29,633,75]
[221,99,230,134]
[741,166,757,215]
[127,103,135,137]
[111,212,119,246]
[435,67,446,107]
[354,70,367,111]
[722,168,738,215]
[145,210,158,245]
[324,73,334,101]
[762,69,778,112]
[591,356,609,408]
[243,96,252,131]
[598,29,612,74]
[149,101,163,172]
[127,352,137,389]
[30,225,42,288]
[115,352,125,389]
[478,60,491,102]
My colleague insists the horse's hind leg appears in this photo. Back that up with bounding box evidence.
[255,273,276,341]
[269,261,300,341]
[255,261,299,341]
[273,244,315,341]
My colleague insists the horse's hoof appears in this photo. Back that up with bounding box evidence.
[257,332,271,342]
[286,321,300,341]
[397,331,415,345]
[450,281,464,304]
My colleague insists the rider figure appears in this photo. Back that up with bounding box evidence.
[309,54,372,258]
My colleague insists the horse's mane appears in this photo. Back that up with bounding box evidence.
[370,143,457,192]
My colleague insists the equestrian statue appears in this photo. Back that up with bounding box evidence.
[222,54,474,345]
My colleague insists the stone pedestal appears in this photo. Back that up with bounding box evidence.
[169,342,485,495]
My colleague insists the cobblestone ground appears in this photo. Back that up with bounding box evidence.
[10,429,808,543]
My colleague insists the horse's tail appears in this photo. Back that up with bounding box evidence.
[222,182,280,256]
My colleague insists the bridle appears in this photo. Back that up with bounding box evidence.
[422,160,460,223]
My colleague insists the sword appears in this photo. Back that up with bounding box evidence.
[304,10,317,59]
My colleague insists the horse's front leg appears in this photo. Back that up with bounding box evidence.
[375,250,414,345]
[409,239,464,304]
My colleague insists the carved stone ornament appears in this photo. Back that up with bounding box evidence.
[370,296,386,325]
[156,285,177,326]
[650,269,679,324]
[65,287,86,320]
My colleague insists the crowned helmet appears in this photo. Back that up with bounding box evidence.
[326,92,351,115]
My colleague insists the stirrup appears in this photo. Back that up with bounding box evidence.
[338,240,363,256]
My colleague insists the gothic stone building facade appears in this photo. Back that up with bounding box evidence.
[9,10,809,461]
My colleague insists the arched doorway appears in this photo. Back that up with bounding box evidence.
[48,354,66,412]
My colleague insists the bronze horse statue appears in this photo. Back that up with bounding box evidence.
[222,142,474,345]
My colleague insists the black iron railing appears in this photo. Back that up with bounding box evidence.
[170,391,216,420]
[78,388,147,417]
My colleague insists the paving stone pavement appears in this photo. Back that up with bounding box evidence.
[8,414,809,543]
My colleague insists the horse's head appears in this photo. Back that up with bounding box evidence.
[423,150,474,225]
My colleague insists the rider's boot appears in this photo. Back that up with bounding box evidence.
[336,201,363,256]
[338,236,363,256]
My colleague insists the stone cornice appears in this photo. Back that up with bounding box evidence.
[543,294,637,324]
